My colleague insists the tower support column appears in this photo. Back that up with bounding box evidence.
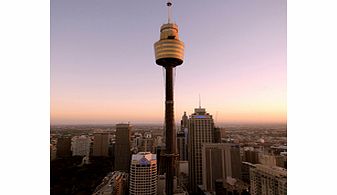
[165,65,176,195]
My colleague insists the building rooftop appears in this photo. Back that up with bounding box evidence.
[254,164,287,177]
[131,152,156,163]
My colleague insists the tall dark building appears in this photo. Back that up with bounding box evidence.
[156,146,167,175]
[181,111,188,131]
[188,107,215,193]
[177,111,188,161]
[56,136,72,158]
[114,123,131,172]
[177,130,187,161]
[93,132,109,157]
[243,148,259,164]
[213,127,221,143]
[242,162,255,184]
[154,1,185,194]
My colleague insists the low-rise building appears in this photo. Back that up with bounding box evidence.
[92,171,128,195]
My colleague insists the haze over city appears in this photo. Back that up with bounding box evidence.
[51,0,286,125]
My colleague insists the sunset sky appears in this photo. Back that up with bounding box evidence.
[51,0,286,125]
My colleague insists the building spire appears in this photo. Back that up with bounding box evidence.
[199,94,201,108]
[167,0,173,23]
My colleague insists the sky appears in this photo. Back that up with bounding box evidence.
[51,0,287,125]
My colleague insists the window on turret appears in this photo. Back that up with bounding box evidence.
[168,35,175,39]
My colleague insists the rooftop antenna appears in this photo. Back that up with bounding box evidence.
[167,0,173,23]
[215,111,218,123]
[199,94,201,108]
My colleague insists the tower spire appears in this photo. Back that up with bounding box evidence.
[199,94,201,108]
[167,0,173,23]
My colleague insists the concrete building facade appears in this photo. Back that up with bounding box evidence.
[202,143,242,192]
[93,133,109,157]
[188,107,214,192]
[71,135,91,156]
[243,147,259,164]
[178,112,188,161]
[177,130,187,161]
[250,164,287,195]
[115,123,131,172]
[129,152,157,195]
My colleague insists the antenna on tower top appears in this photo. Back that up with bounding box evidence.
[167,0,173,23]
[199,94,201,108]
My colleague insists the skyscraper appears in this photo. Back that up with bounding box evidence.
[114,123,131,172]
[93,132,109,157]
[213,127,221,143]
[201,143,242,192]
[181,111,188,131]
[177,130,187,161]
[188,107,214,192]
[140,131,154,153]
[129,152,157,195]
[177,112,188,161]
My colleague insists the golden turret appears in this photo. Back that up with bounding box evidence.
[154,23,184,67]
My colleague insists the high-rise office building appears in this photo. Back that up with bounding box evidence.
[71,135,91,156]
[181,111,188,131]
[142,138,155,153]
[140,132,154,153]
[177,130,187,161]
[201,143,242,192]
[129,152,157,195]
[56,136,72,158]
[213,127,221,143]
[242,162,256,184]
[93,132,109,157]
[250,164,287,195]
[188,107,214,192]
[177,112,188,161]
[115,124,131,172]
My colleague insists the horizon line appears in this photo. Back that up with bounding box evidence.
[51,121,287,126]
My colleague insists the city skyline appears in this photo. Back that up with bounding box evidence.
[51,0,286,125]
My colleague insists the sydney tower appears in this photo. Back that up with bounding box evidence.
[154,1,184,194]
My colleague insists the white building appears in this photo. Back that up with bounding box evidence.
[129,152,157,195]
[71,135,91,156]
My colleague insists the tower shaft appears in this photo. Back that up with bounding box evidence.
[164,65,176,195]
[165,66,174,154]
